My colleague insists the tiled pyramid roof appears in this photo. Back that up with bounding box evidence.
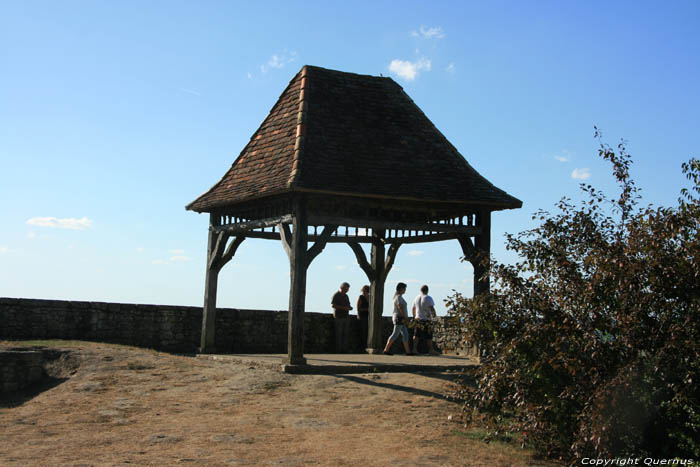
[187,65,521,213]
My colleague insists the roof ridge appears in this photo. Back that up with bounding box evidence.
[302,64,395,81]
[287,65,309,189]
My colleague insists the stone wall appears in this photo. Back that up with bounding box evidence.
[432,316,479,356]
[1,298,204,353]
[0,297,469,355]
[0,350,45,393]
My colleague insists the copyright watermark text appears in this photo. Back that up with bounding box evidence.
[581,459,695,466]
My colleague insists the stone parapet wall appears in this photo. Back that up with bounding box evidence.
[0,298,468,355]
[1,298,203,353]
[0,298,380,353]
[432,316,479,356]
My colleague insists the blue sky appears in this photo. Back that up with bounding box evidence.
[1,1,699,316]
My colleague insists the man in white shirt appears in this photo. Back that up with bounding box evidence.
[412,284,438,355]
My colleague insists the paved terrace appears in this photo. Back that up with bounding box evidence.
[197,353,480,374]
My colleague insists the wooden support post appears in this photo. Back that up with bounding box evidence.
[348,230,401,354]
[200,222,220,354]
[348,241,376,352]
[201,213,246,354]
[285,198,309,365]
[280,217,333,364]
[473,210,491,297]
[367,236,385,354]
[369,242,401,353]
[456,212,490,358]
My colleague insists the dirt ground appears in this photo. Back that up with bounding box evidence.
[0,341,552,466]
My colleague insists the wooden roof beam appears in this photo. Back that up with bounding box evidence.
[213,214,293,234]
[306,215,482,235]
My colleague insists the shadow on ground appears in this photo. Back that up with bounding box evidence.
[331,373,467,404]
[1,346,79,408]
[0,377,69,408]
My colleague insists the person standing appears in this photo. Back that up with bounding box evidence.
[331,282,352,353]
[383,282,414,356]
[412,284,438,355]
[356,285,370,352]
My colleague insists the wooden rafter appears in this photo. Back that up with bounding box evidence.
[238,230,470,246]
[208,231,229,270]
[306,225,336,267]
[383,243,400,280]
[219,236,246,269]
[278,223,293,259]
[348,242,375,281]
[456,234,477,263]
[213,214,293,234]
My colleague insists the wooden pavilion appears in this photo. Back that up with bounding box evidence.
[186,65,521,365]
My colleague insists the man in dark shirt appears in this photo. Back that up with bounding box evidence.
[331,282,352,353]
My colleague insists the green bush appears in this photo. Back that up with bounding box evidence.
[447,131,700,460]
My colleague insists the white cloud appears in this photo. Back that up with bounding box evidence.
[26,216,93,230]
[0,246,8,254]
[335,265,346,271]
[411,25,446,39]
[260,51,297,73]
[552,149,572,162]
[151,254,193,265]
[446,63,455,74]
[170,255,192,262]
[268,55,284,69]
[407,250,424,256]
[247,72,253,80]
[388,58,431,81]
[136,247,145,253]
[178,87,201,96]
[169,249,185,255]
[572,168,592,180]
